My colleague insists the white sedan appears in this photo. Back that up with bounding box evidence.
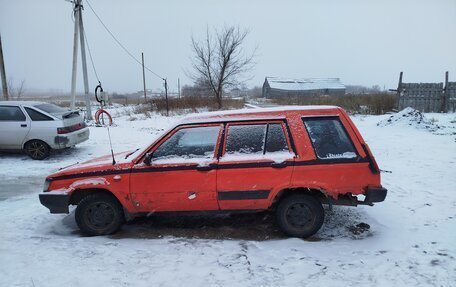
[0,101,90,160]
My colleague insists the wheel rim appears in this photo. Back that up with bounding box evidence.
[286,202,314,228]
[86,202,115,229]
[29,142,46,158]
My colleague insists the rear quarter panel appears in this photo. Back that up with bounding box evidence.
[284,109,380,199]
[25,119,60,148]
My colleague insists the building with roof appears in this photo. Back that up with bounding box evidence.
[262,77,346,98]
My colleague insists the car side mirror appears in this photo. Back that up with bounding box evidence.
[143,153,153,166]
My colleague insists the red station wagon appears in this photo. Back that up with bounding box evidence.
[39,106,387,237]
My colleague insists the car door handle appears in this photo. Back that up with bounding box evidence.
[271,162,287,168]
[196,165,214,171]
[20,124,27,127]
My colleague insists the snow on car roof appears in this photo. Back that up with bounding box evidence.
[0,100,47,106]
[266,77,345,91]
[180,105,340,124]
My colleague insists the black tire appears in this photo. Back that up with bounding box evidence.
[25,140,50,160]
[276,194,325,238]
[75,193,125,236]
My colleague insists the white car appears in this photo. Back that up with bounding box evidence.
[0,101,90,160]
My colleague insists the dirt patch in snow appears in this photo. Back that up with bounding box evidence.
[101,206,371,241]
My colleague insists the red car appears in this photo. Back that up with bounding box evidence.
[40,106,387,237]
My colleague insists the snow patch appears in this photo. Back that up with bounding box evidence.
[221,151,295,163]
[377,107,440,132]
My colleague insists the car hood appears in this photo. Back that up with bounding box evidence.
[47,150,135,179]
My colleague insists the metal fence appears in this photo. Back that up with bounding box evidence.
[394,72,456,112]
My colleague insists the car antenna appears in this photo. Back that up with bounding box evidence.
[95,82,116,165]
[107,124,116,165]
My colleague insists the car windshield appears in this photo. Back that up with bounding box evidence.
[34,103,69,114]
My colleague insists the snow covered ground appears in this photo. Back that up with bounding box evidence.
[0,107,455,287]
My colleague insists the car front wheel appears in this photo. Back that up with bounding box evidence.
[276,194,325,238]
[75,193,125,236]
[25,140,50,160]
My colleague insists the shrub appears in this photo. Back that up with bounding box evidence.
[149,96,245,114]
[271,93,397,115]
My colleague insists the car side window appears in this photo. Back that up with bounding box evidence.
[225,124,267,155]
[265,124,289,153]
[303,118,357,160]
[0,106,26,121]
[152,125,220,161]
[25,107,53,121]
[224,123,292,159]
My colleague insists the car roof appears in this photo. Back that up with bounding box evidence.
[180,105,342,124]
[0,100,47,106]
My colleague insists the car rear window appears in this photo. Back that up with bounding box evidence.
[25,107,53,121]
[0,106,26,121]
[303,117,357,160]
[34,103,68,114]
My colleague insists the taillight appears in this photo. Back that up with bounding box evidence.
[57,122,86,134]
[43,178,52,192]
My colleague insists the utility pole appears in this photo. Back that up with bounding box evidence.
[70,0,92,120]
[0,33,9,100]
[164,78,169,116]
[70,0,80,110]
[78,6,93,120]
[142,52,147,101]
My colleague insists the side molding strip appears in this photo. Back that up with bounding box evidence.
[218,190,271,200]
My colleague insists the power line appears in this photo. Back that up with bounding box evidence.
[82,28,100,83]
[84,0,165,81]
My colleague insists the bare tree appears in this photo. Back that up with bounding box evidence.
[16,79,26,99]
[190,26,256,109]
[7,78,26,99]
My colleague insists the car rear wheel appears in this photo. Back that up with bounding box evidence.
[25,140,50,160]
[75,193,125,236]
[276,194,324,238]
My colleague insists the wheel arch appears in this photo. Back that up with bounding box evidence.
[269,186,327,210]
[69,188,122,206]
[23,138,51,150]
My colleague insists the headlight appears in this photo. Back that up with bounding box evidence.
[43,179,51,192]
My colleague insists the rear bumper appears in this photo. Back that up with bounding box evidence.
[39,193,70,214]
[364,187,387,204]
[53,127,90,149]
[323,187,388,207]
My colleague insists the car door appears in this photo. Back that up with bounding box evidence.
[129,124,223,212]
[216,121,295,210]
[0,105,31,149]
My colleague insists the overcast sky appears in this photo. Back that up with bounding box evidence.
[1,0,455,94]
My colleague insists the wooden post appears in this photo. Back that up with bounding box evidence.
[164,78,169,116]
[142,52,147,101]
[178,78,181,99]
[0,34,9,100]
[395,71,403,110]
[442,71,449,113]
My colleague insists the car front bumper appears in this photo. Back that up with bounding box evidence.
[39,193,70,214]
